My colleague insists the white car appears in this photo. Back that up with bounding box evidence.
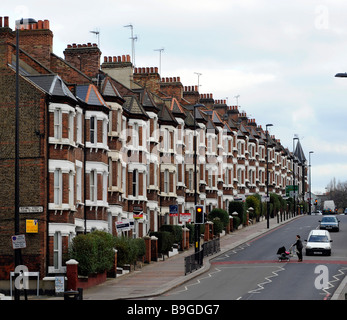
[305,230,332,256]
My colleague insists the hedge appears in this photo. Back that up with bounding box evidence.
[150,231,174,256]
[69,231,115,276]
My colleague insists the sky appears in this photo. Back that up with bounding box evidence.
[4,0,347,194]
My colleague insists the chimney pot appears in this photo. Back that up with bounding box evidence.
[43,20,50,29]
[126,55,131,62]
[37,20,43,29]
[4,16,9,28]
[155,67,158,73]
[177,76,180,82]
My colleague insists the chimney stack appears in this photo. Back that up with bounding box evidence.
[64,43,102,78]
[17,19,53,69]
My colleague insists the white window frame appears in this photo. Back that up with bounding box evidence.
[90,116,96,145]
[54,169,62,205]
[54,108,62,140]
[90,170,96,203]
[53,231,62,270]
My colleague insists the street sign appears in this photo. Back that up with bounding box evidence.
[179,213,191,223]
[55,276,65,293]
[26,219,38,233]
[169,205,178,216]
[11,234,26,249]
[19,206,43,214]
[286,185,298,197]
[116,220,130,232]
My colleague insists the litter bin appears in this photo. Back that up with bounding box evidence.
[64,288,83,300]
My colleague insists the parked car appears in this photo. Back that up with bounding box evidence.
[312,210,322,215]
[305,230,332,256]
[319,215,340,232]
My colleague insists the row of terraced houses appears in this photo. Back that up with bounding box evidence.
[0,17,307,282]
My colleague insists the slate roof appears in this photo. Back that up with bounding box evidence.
[26,74,77,103]
[76,84,109,108]
[294,140,306,164]
[122,95,149,119]
[100,77,123,101]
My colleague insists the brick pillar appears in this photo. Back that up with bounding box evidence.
[144,236,151,263]
[204,221,213,241]
[151,236,158,261]
[182,227,189,250]
[229,216,234,232]
[66,259,79,291]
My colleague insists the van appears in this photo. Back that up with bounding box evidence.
[305,230,332,256]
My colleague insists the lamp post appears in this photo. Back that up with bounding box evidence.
[265,124,273,229]
[309,151,314,215]
[193,104,204,253]
[14,18,37,301]
[292,136,299,217]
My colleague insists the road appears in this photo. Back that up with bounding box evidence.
[153,215,347,300]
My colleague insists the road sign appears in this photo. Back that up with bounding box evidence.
[11,234,26,249]
[19,206,43,214]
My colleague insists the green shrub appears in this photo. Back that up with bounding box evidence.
[245,195,261,220]
[69,231,115,276]
[229,201,245,224]
[114,236,136,267]
[212,217,223,235]
[150,231,174,255]
[208,208,229,229]
[133,237,146,259]
[232,216,241,230]
[160,224,183,243]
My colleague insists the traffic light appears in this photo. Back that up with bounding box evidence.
[195,205,204,224]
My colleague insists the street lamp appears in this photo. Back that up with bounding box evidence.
[292,136,299,217]
[193,104,204,253]
[14,18,37,301]
[309,151,314,215]
[335,73,347,77]
[265,124,273,229]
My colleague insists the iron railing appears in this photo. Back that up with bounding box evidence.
[184,238,220,275]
